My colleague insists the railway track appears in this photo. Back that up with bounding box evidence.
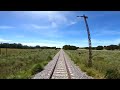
[32,49,93,79]
[50,50,71,79]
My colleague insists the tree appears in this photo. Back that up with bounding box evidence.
[105,46,111,50]
[105,45,118,50]
[96,46,103,50]
[91,47,96,50]
[35,45,40,48]
[104,46,107,49]
[63,45,79,50]
[109,45,118,50]
[84,47,89,49]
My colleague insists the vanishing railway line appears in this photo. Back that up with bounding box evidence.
[32,49,93,79]
[50,50,71,79]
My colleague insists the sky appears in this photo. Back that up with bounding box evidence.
[0,11,120,48]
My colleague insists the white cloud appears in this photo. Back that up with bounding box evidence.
[78,38,120,47]
[62,38,120,47]
[30,24,50,29]
[30,22,57,29]
[69,21,77,25]
[67,19,78,26]
[12,11,79,38]
[20,40,66,48]
[1,37,119,48]
[14,11,77,27]
[0,38,12,42]
[21,42,61,47]
[22,23,61,38]
[0,26,15,29]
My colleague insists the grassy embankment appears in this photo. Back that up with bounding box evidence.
[65,49,120,79]
[0,48,59,79]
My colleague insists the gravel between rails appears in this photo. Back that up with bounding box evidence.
[32,49,93,79]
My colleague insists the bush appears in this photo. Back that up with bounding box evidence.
[47,55,52,61]
[31,63,44,75]
[8,70,32,79]
[105,45,119,50]
[63,45,79,50]
[105,68,120,79]
[42,61,48,66]
[96,46,103,50]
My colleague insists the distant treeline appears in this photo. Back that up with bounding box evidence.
[63,45,79,50]
[1,43,120,50]
[62,44,120,50]
[0,43,60,49]
[84,44,120,50]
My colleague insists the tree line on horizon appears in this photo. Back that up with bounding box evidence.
[0,43,60,49]
[0,43,120,50]
[83,44,120,50]
[63,44,120,50]
[63,45,79,50]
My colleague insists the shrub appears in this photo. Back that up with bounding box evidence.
[96,46,103,50]
[42,61,48,66]
[47,55,52,61]
[31,63,44,75]
[105,68,120,79]
[63,45,79,50]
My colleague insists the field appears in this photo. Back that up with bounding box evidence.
[65,49,120,79]
[0,48,59,79]
[1,48,120,79]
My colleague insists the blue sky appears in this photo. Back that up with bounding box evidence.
[0,11,120,48]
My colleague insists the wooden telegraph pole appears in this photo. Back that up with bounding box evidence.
[77,14,92,67]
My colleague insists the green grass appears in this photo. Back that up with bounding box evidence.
[0,48,59,79]
[65,49,120,79]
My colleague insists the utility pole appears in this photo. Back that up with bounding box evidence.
[77,14,92,67]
